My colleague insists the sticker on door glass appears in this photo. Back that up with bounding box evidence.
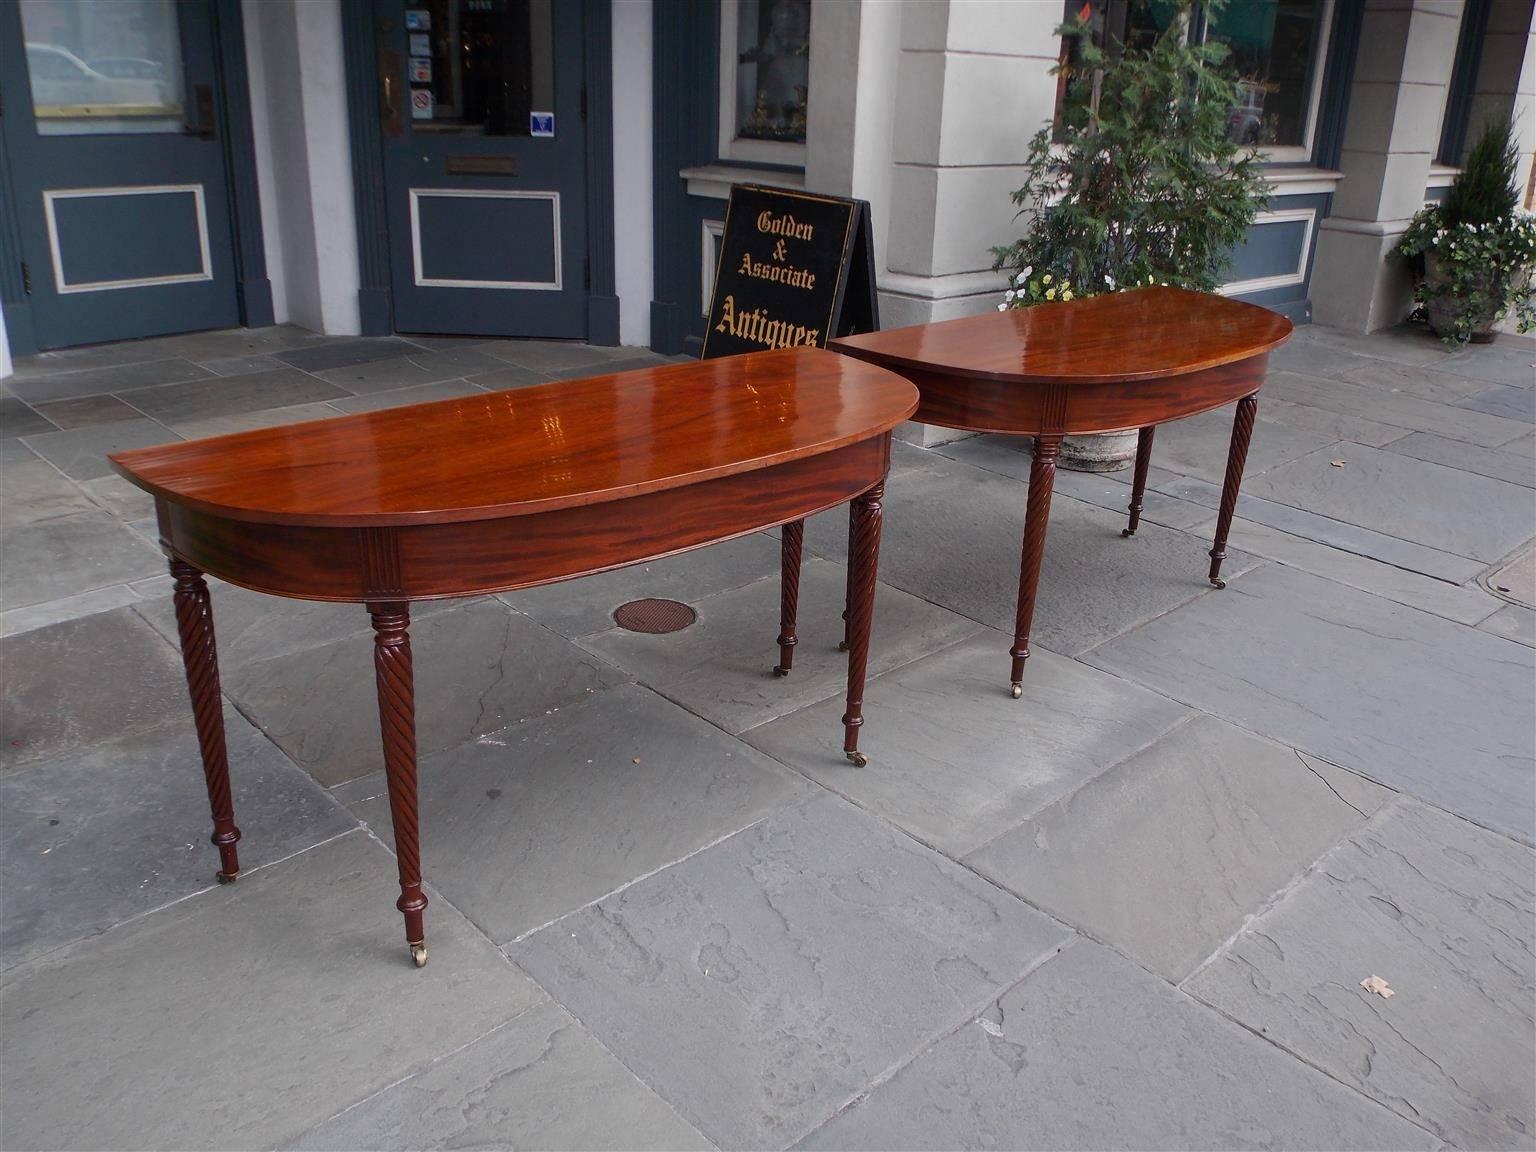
[411,88,433,120]
[404,9,430,30]
[409,33,430,56]
[530,112,555,137]
[410,58,432,83]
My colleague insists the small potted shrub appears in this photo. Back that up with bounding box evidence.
[1399,119,1536,345]
[991,0,1266,470]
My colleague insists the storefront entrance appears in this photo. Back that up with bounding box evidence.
[373,0,594,339]
[0,0,256,352]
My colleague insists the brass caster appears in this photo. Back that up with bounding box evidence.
[837,640,849,652]
[1120,527,1136,538]
[845,751,869,767]
[772,665,789,678]
[409,942,428,968]
[1210,577,1227,590]
[215,870,239,884]
[1010,682,1023,699]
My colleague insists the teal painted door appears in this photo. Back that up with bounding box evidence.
[0,0,239,350]
[376,0,589,338]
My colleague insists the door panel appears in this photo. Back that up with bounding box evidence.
[377,0,588,338]
[0,0,239,349]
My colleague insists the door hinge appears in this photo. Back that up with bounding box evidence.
[20,260,31,295]
[580,86,587,122]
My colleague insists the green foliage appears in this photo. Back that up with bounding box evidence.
[1440,119,1519,231]
[991,0,1267,310]
[1399,119,1535,345]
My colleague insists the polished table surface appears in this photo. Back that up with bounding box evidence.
[112,347,918,965]
[831,287,1293,694]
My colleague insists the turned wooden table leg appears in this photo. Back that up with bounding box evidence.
[1122,426,1156,537]
[1208,393,1258,589]
[370,602,429,968]
[841,479,884,767]
[838,507,854,652]
[1009,435,1061,699]
[774,520,804,676]
[169,559,241,882]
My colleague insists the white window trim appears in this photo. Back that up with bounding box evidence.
[716,0,806,168]
[1245,0,1335,164]
[1055,0,1336,165]
[1217,206,1317,296]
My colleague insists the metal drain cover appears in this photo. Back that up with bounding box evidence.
[613,598,696,634]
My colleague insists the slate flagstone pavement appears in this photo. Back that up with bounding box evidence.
[0,322,1531,1150]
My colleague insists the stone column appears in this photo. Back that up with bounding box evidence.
[1463,0,1536,204]
[1311,1,1463,333]
[879,0,1063,446]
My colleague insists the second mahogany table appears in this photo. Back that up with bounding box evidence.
[830,286,1292,697]
[111,348,918,966]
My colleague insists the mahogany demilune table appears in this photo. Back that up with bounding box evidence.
[111,348,918,966]
[830,286,1292,697]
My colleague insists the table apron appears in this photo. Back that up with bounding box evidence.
[904,356,1267,436]
[155,435,890,602]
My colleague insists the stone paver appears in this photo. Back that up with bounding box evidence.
[746,630,1188,857]
[18,417,180,481]
[335,683,810,943]
[0,833,543,1152]
[1,710,356,969]
[801,450,1254,656]
[1186,799,1535,1151]
[0,511,174,610]
[799,942,1438,1152]
[288,1001,713,1151]
[510,793,1071,1149]
[0,322,1531,1151]
[225,599,628,786]
[966,715,1393,980]
[1197,514,1505,625]
[0,460,94,529]
[1245,442,1535,562]
[1162,472,1487,582]
[0,608,188,771]
[581,558,981,734]
[1087,563,1536,845]
[503,531,782,639]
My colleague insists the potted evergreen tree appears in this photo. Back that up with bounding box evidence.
[992,0,1267,470]
[1398,120,1536,345]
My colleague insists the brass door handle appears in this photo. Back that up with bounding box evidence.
[380,50,403,137]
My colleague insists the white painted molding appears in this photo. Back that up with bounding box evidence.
[679,164,806,201]
[1218,207,1318,296]
[408,189,562,290]
[43,184,212,294]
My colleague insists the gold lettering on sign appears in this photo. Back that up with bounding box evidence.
[714,295,821,350]
[756,210,815,241]
[737,251,816,291]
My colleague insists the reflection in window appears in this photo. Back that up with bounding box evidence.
[1207,0,1327,148]
[20,0,184,136]
[414,0,553,136]
[1054,0,1329,153]
[734,0,809,143]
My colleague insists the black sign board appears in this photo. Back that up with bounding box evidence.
[701,184,879,360]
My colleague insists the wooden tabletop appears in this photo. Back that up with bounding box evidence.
[110,347,918,528]
[830,286,1293,386]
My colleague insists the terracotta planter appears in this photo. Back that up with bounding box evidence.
[1059,429,1137,472]
[1423,250,1502,343]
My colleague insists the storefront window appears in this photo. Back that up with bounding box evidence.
[410,0,554,136]
[1206,0,1328,150]
[20,0,185,136]
[1054,0,1331,158]
[718,0,809,165]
